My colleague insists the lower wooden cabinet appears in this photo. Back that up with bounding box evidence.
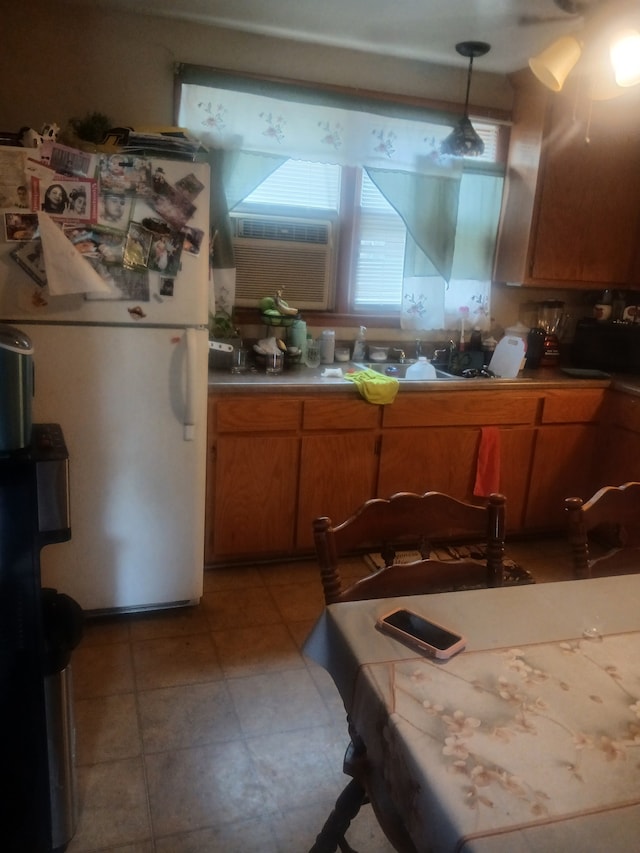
[212,434,299,558]
[205,385,612,564]
[378,391,541,532]
[296,432,377,550]
[604,426,640,486]
[378,427,480,498]
[598,391,640,486]
[525,424,600,530]
[524,389,606,530]
[206,393,381,563]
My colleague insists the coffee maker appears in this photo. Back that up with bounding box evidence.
[0,323,34,453]
[1,324,83,852]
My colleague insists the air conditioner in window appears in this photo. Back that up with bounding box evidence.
[230,213,336,310]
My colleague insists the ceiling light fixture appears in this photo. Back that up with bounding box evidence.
[441,41,490,157]
[528,35,583,92]
[528,1,640,98]
[609,28,640,86]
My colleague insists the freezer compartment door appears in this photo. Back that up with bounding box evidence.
[29,324,208,611]
[0,157,210,327]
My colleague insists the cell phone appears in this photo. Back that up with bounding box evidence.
[376,608,466,660]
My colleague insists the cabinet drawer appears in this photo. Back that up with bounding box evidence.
[382,391,540,427]
[541,389,605,423]
[214,396,303,432]
[303,397,381,430]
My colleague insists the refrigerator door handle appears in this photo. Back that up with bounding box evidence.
[184,327,197,441]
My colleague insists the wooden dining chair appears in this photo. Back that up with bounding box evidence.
[565,482,640,579]
[314,490,507,605]
[309,490,506,853]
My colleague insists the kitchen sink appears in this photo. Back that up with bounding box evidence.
[352,362,532,381]
[353,361,458,380]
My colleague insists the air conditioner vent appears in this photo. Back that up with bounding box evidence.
[236,217,330,246]
[231,214,336,311]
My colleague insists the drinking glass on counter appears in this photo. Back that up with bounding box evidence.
[230,348,248,374]
[265,352,283,375]
[305,339,321,368]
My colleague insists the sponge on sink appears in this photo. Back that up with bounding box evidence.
[345,368,399,404]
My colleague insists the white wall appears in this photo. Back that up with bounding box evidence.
[0,0,512,134]
[1,0,589,338]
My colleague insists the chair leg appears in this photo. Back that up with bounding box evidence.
[308,777,367,853]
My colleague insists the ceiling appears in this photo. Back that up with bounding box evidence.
[84,0,602,74]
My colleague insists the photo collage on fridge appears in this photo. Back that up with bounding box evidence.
[0,124,207,304]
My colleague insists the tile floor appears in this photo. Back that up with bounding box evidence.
[65,538,574,853]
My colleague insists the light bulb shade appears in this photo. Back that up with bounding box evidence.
[529,36,582,92]
[441,116,485,157]
[588,59,627,100]
[610,29,640,87]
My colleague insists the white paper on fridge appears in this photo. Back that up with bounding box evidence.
[38,212,112,296]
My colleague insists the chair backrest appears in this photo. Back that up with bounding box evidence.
[313,491,506,605]
[565,482,640,579]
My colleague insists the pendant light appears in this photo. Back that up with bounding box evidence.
[441,41,490,157]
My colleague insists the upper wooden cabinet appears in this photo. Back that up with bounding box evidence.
[494,72,640,290]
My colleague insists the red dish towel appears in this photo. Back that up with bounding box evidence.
[474,426,501,497]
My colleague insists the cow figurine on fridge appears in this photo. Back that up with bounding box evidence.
[20,122,60,149]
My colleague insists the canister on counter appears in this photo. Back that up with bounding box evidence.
[290,318,307,358]
[320,329,335,363]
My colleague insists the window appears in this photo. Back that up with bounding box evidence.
[239,161,405,311]
[236,119,501,315]
[240,159,341,210]
[178,68,507,328]
[353,171,407,309]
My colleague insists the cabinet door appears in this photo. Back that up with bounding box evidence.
[498,427,537,532]
[378,427,479,499]
[213,434,299,558]
[601,392,640,485]
[604,426,640,487]
[494,75,640,289]
[531,95,640,286]
[525,424,599,530]
[378,426,535,531]
[296,432,377,549]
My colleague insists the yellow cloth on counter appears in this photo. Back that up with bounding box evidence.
[345,368,399,404]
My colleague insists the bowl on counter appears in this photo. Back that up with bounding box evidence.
[368,345,390,362]
[254,346,302,370]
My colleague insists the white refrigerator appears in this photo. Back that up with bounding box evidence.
[0,153,211,612]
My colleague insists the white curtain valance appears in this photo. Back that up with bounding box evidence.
[179,82,463,180]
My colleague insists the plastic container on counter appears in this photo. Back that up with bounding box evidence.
[320,329,335,363]
[405,356,436,380]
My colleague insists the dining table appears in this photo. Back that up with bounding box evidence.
[303,574,640,852]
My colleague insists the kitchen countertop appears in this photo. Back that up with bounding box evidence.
[208,362,640,396]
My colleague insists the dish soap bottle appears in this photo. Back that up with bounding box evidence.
[405,356,436,380]
[352,326,367,361]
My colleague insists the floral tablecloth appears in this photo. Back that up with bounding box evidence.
[351,632,640,852]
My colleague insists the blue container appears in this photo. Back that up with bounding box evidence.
[0,324,34,453]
